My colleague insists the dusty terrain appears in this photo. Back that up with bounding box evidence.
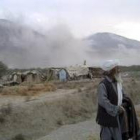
[38,118,99,140]
[0,78,140,140]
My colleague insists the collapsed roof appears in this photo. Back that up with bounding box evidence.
[66,66,89,78]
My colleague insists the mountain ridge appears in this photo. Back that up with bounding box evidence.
[86,32,140,50]
[0,19,140,68]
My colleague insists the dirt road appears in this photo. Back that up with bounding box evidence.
[39,118,100,140]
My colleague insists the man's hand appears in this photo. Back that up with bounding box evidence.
[118,106,125,114]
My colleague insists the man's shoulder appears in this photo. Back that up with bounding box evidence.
[98,77,111,90]
[98,78,106,88]
[99,77,108,84]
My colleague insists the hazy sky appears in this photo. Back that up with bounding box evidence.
[0,0,140,40]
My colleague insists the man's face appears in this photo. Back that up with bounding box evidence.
[111,66,120,76]
[115,66,120,74]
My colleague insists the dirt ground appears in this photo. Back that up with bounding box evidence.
[0,78,140,140]
[38,117,100,140]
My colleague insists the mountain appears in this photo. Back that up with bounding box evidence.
[0,19,47,68]
[0,19,44,51]
[86,32,140,50]
[0,19,140,68]
[85,32,140,65]
[0,19,86,68]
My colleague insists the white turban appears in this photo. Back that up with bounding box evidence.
[101,59,122,106]
[101,59,120,71]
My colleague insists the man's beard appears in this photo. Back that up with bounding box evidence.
[114,73,123,83]
[114,72,123,106]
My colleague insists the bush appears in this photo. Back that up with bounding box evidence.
[0,103,12,115]
[87,134,99,140]
[0,61,8,78]
[0,103,12,124]
[12,134,25,140]
[0,116,5,124]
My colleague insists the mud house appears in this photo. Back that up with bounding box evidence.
[58,69,67,82]
[0,72,20,86]
[46,68,58,81]
[1,75,10,81]
[66,66,89,80]
[22,70,44,84]
[0,84,3,92]
[11,72,22,83]
[47,66,89,81]
[88,67,103,78]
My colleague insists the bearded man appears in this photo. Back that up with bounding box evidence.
[96,60,139,140]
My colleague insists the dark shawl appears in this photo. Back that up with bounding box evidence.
[121,96,140,140]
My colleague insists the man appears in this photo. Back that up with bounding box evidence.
[96,60,139,140]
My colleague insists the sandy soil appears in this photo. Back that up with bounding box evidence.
[0,88,77,107]
[0,78,140,140]
[38,118,100,140]
[0,87,94,140]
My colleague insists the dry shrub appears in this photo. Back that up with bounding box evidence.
[1,87,13,95]
[17,87,28,96]
[87,134,99,140]
[58,81,98,121]
[1,86,28,96]
[0,82,56,96]
[135,109,140,124]
[61,93,94,121]
[62,98,83,118]
[24,96,31,102]
[0,103,12,115]
[44,82,56,92]
[56,118,64,126]
[55,80,91,90]
[0,103,12,124]
[0,87,3,93]
[26,83,56,95]
[136,110,140,118]
[0,116,5,124]
[28,84,44,92]
[77,87,82,92]
[123,78,140,104]
[12,134,25,140]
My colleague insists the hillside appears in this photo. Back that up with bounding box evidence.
[1,19,140,67]
[86,32,140,50]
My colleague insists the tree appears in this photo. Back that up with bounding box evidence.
[0,61,8,78]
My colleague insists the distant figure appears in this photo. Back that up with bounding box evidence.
[96,60,140,140]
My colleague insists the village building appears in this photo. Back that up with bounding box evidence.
[66,66,89,80]
[21,70,45,84]
[46,68,60,81]
[0,84,3,91]
[46,66,90,81]
[88,67,103,78]
[11,72,22,83]
[5,70,47,84]
[58,69,67,82]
